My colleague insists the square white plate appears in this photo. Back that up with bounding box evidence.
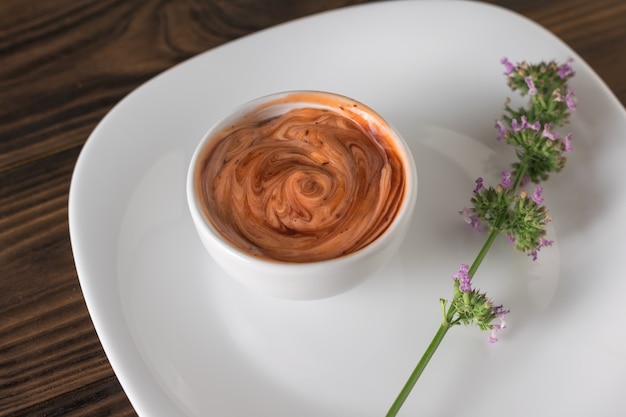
[69,1,626,416]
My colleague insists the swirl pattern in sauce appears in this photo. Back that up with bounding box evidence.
[195,103,405,263]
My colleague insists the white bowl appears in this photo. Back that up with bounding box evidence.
[186,91,417,299]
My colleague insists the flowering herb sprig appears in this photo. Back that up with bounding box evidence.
[385,58,576,417]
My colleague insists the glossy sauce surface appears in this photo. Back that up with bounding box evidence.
[195,100,406,262]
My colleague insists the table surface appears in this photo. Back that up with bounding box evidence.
[2,0,625,415]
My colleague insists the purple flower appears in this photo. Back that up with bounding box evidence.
[507,235,516,244]
[541,123,558,141]
[488,305,510,343]
[557,58,575,79]
[500,171,513,187]
[512,115,540,132]
[453,263,471,293]
[565,89,577,110]
[473,177,484,194]
[511,115,527,132]
[531,186,544,204]
[493,304,510,318]
[460,207,481,232]
[563,133,573,152]
[540,237,554,248]
[488,324,502,343]
[524,76,538,95]
[501,57,515,76]
[495,120,507,141]
[528,237,554,261]
[527,120,541,131]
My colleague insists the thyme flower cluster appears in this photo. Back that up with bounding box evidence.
[449,264,509,343]
[499,58,576,182]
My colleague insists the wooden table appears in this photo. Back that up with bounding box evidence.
[2,0,625,415]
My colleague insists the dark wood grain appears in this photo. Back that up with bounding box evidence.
[1,1,624,416]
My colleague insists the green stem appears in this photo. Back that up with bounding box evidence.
[512,159,528,190]
[468,228,499,277]
[385,321,451,417]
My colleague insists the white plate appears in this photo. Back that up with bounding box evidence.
[69,1,626,416]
